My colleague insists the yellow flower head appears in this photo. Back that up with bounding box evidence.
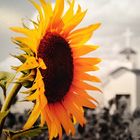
[11,0,101,139]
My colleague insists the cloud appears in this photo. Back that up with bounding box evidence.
[0,0,140,71]
[0,7,22,61]
[0,56,20,72]
[1,0,140,109]
[0,8,21,29]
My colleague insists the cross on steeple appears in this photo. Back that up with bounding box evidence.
[123,28,133,47]
[120,28,135,60]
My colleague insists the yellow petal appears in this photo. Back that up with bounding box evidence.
[13,37,37,53]
[40,111,46,127]
[69,24,101,45]
[39,0,52,33]
[73,80,102,92]
[71,33,92,45]
[62,0,75,24]
[10,27,38,38]
[23,102,40,129]
[71,92,96,109]
[17,57,39,72]
[74,58,101,66]
[50,0,64,32]
[26,90,39,101]
[54,103,75,135]
[63,97,86,126]
[74,65,99,72]
[72,45,99,57]
[29,69,44,91]
[29,0,45,31]
[71,86,98,103]
[53,0,64,21]
[75,72,101,83]
[39,92,48,109]
[42,107,52,136]
[18,70,35,81]
[63,6,87,34]
[49,105,62,139]
[38,58,47,69]
[69,23,101,38]
[39,0,52,17]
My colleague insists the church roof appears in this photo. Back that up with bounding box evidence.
[110,67,140,78]
[120,48,137,54]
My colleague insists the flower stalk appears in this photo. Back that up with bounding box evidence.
[0,75,23,135]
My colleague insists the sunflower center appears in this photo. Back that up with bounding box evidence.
[37,32,73,103]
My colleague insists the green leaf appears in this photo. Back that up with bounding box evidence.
[0,71,15,97]
[10,54,26,63]
[3,126,47,140]
[0,110,9,124]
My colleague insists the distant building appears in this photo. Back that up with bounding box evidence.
[102,29,140,112]
[103,66,140,111]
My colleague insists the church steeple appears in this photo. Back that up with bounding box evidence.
[123,28,133,47]
[120,28,137,69]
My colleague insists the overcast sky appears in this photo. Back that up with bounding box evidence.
[0,0,140,109]
[0,0,140,73]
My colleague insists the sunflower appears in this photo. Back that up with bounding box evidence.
[11,0,101,139]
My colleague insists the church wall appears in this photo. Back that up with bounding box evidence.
[136,72,140,108]
[103,71,136,111]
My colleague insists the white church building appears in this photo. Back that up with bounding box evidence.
[102,29,140,112]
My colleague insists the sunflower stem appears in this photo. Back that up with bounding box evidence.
[0,74,23,135]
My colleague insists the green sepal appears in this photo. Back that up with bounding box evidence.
[11,54,26,63]
[11,38,34,56]
[11,66,31,76]
[22,80,33,88]
[18,70,35,82]
[17,70,35,88]
[0,71,15,97]
[3,126,47,140]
